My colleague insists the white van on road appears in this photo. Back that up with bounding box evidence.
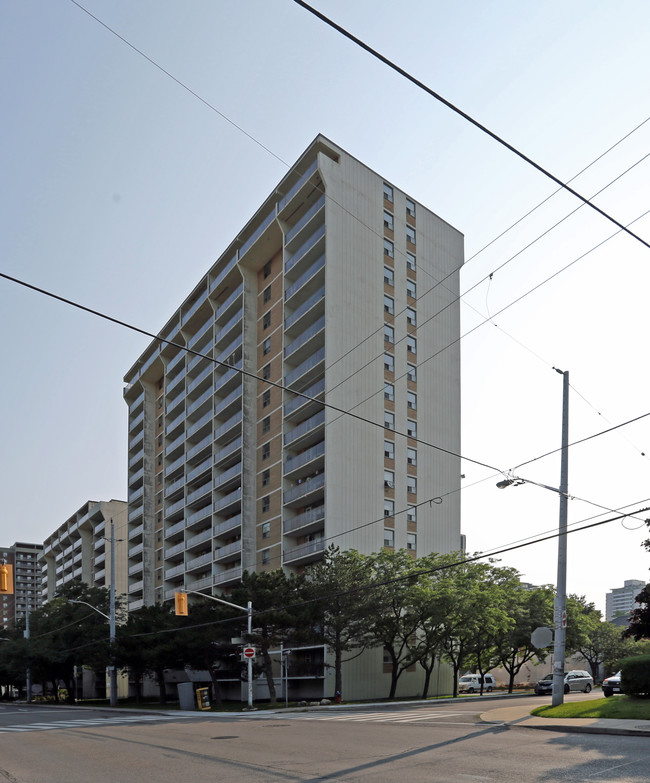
[458,673,497,693]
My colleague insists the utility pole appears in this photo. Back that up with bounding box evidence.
[552,369,569,707]
[25,592,31,704]
[109,519,118,708]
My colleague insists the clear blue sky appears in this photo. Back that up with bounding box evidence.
[2,0,649,614]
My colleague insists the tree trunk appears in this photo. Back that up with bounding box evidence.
[421,661,434,699]
[209,668,223,709]
[261,645,277,703]
[334,630,342,700]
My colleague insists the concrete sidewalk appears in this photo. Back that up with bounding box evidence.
[480,704,650,737]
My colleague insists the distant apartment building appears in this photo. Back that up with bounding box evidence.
[606,579,646,622]
[0,542,42,631]
[122,136,463,698]
[40,500,128,602]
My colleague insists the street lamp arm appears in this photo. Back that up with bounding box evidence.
[68,599,110,621]
[182,589,248,614]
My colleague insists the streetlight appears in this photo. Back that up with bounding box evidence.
[68,598,117,707]
[496,368,569,706]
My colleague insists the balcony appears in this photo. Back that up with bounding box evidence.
[165,410,186,438]
[214,436,242,467]
[187,364,213,396]
[129,410,144,432]
[285,194,325,245]
[283,538,325,566]
[214,567,242,586]
[128,450,144,470]
[187,433,212,461]
[128,466,144,487]
[165,432,185,459]
[128,486,144,505]
[278,159,319,213]
[216,334,243,368]
[214,309,243,349]
[186,504,213,528]
[214,461,241,492]
[239,209,275,258]
[181,291,208,327]
[284,378,325,421]
[187,386,213,417]
[128,561,143,576]
[215,284,243,323]
[128,542,144,558]
[214,514,242,539]
[165,454,185,478]
[210,253,238,295]
[166,367,186,395]
[285,224,325,274]
[187,350,211,374]
[165,475,185,500]
[186,551,213,572]
[284,410,325,448]
[283,505,325,536]
[186,574,215,592]
[214,487,242,515]
[128,389,145,414]
[128,523,144,541]
[166,497,185,518]
[214,385,242,419]
[186,480,212,507]
[284,347,325,391]
[186,408,213,440]
[166,519,186,539]
[285,286,325,333]
[165,563,185,580]
[166,540,185,559]
[187,456,212,483]
[284,316,325,362]
[214,361,243,396]
[214,410,242,444]
[128,430,144,451]
[283,473,325,508]
[188,315,214,349]
[166,347,186,374]
[94,552,106,567]
[129,579,144,593]
[186,527,213,551]
[284,441,325,478]
[214,540,242,563]
[128,504,144,523]
[285,254,325,303]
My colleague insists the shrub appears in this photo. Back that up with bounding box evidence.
[620,654,650,698]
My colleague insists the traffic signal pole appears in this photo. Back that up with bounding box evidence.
[179,590,254,709]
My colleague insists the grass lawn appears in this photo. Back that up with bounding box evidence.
[532,696,650,720]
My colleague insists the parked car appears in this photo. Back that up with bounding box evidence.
[534,670,593,695]
[458,674,496,693]
[602,671,622,697]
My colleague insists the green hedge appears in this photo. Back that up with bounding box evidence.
[620,654,650,698]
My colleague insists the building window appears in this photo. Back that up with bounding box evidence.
[263,285,272,303]
[384,324,395,344]
[407,391,417,410]
[262,442,271,460]
[262,337,271,355]
[384,266,394,286]
[406,252,416,271]
[407,505,417,523]
[262,549,270,565]
[262,389,271,408]
[406,307,416,327]
[384,499,395,518]
[384,238,394,258]
[406,198,416,218]
[384,469,395,489]
[406,279,417,299]
[263,363,271,380]
[262,415,271,433]
[263,260,272,279]
[407,532,417,551]
[384,411,395,430]
[263,311,271,330]
[407,335,417,354]
[407,363,417,383]
[262,521,270,538]
[407,447,417,466]
[384,383,394,402]
[383,182,394,203]
[262,469,270,487]
[384,528,395,548]
[384,352,395,373]
[407,476,417,495]
[383,210,394,231]
[384,440,395,460]
[384,295,394,315]
[406,226,416,245]
[407,419,417,438]
[262,496,270,513]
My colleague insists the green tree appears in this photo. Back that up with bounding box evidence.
[496,586,554,693]
[623,585,650,642]
[578,619,637,679]
[305,546,374,700]
[565,594,602,657]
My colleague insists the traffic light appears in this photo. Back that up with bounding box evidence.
[174,591,188,616]
[0,562,13,595]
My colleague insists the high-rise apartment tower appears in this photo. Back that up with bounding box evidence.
[123,136,463,611]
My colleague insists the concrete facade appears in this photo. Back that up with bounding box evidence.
[606,579,646,622]
[0,542,42,631]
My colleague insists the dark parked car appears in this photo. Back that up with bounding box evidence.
[602,671,622,697]
[535,670,593,695]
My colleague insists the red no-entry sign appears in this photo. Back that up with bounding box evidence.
[243,646,256,659]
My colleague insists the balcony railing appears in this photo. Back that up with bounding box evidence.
[187,433,212,461]
[188,315,214,349]
[285,254,325,302]
[285,441,325,474]
[214,487,242,513]
[284,316,325,359]
[214,386,242,418]
[284,347,325,390]
[187,364,213,395]
[285,224,326,273]
[283,505,325,534]
[214,410,242,443]
[186,408,213,439]
[285,286,325,331]
[181,291,208,326]
[283,538,325,564]
[215,284,243,322]
[285,195,325,244]
[214,436,242,466]
[214,461,242,490]
[214,540,242,561]
[187,480,212,507]
[283,473,325,504]
[214,514,242,538]
[129,410,144,432]
[186,527,213,550]
[210,253,238,294]
[187,456,212,483]
[187,551,213,571]
[215,309,243,348]
[239,209,275,258]
[187,386,213,416]
[278,159,319,212]
[284,378,325,418]
[214,567,242,585]
[186,504,213,526]
[284,410,325,447]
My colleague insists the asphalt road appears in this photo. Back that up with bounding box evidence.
[1,696,648,783]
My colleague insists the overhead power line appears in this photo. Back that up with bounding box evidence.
[292,0,650,251]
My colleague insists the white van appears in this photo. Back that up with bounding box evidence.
[458,673,496,693]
